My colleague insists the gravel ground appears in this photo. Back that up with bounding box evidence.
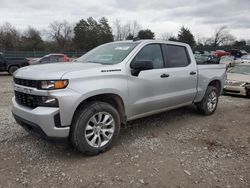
[0,72,250,188]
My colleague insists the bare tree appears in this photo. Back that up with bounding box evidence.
[159,32,174,41]
[196,37,213,46]
[0,22,20,50]
[113,19,122,41]
[113,19,141,41]
[129,20,141,37]
[212,26,235,47]
[20,27,44,51]
[47,21,72,51]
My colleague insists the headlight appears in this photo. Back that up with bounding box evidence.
[225,80,245,86]
[37,80,68,90]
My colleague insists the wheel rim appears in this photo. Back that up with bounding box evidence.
[85,112,115,148]
[207,91,217,112]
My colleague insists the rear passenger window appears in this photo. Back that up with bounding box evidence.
[134,44,164,69]
[165,45,190,67]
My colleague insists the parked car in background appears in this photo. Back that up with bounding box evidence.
[227,49,247,58]
[238,55,250,63]
[194,50,210,55]
[214,50,230,57]
[219,56,236,67]
[0,52,30,75]
[224,63,250,97]
[195,54,220,64]
[31,54,70,65]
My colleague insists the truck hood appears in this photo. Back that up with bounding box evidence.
[227,73,250,83]
[14,62,102,80]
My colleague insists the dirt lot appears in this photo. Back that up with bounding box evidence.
[0,72,249,188]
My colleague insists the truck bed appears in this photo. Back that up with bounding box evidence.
[194,64,226,102]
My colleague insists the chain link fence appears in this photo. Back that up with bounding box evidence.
[193,46,250,53]
[2,51,86,58]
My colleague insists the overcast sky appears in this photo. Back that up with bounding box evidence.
[1,0,250,40]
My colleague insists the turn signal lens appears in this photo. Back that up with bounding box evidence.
[54,80,68,89]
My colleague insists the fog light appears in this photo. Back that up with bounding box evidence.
[39,96,58,107]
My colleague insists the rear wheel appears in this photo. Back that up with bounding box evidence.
[8,66,19,75]
[70,101,120,155]
[196,86,219,115]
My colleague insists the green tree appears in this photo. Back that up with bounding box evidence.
[177,26,196,48]
[73,17,113,51]
[73,19,89,50]
[137,29,155,39]
[98,17,113,44]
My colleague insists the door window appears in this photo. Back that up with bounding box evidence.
[164,45,190,67]
[133,44,164,69]
[50,55,61,63]
[40,57,50,63]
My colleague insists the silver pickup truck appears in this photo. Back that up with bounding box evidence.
[12,40,226,155]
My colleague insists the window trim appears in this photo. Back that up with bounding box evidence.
[131,43,166,69]
[163,44,191,68]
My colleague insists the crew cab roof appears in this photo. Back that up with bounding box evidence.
[109,39,190,47]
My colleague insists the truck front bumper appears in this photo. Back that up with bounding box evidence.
[12,97,70,138]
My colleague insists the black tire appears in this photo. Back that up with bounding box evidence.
[196,86,219,115]
[222,89,226,95]
[246,89,250,98]
[8,66,19,75]
[70,101,121,155]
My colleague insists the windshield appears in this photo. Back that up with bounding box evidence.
[229,65,250,75]
[76,42,139,65]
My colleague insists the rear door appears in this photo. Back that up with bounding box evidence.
[161,44,197,105]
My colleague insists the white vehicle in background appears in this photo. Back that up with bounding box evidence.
[219,55,245,67]
[224,63,250,97]
[219,56,236,67]
[238,55,250,64]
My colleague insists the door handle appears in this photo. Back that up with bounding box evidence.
[160,73,170,78]
[190,71,196,75]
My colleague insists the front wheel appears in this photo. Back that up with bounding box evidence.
[196,86,219,115]
[70,102,121,155]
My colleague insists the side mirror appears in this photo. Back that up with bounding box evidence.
[130,60,154,76]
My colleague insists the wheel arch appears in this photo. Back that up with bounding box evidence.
[208,80,222,94]
[72,93,126,125]
[7,64,20,72]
